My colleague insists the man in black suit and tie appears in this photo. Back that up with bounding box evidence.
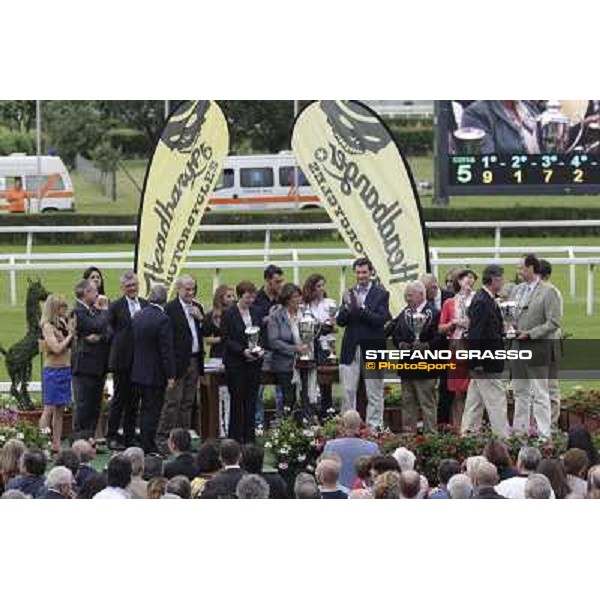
[337,257,391,431]
[163,428,198,480]
[156,274,204,449]
[106,271,148,450]
[460,265,509,438]
[131,284,175,455]
[200,439,246,499]
[72,279,110,439]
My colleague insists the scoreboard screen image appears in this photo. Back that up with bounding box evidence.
[435,100,600,197]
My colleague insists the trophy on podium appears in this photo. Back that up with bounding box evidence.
[244,325,262,355]
[498,300,518,339]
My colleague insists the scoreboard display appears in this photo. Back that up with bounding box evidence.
[436,100,600,198]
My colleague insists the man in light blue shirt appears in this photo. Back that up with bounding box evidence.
[322,410,379,489]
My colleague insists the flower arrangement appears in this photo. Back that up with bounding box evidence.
[0,406,51,450]
[561,386,600,416]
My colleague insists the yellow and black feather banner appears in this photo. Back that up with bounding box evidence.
[292,100,429,314]
[135,100,229,297]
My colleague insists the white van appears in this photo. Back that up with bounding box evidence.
[0,154,74,213]
[209,151,320,211]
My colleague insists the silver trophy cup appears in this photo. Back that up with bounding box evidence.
[320,298,338,363]
[537,100,571,153]
[453,127,486,154]
[498,300,518,339]
[244,325,262,354]
[298,311,318,362]
[409,310,428,341]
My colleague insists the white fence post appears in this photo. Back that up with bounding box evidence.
[431,248,439,279]
[26,232,33,264]
[292,250,299,285]
[9,256,17,306]
[264,229,271,263]
[587,264,595,316]
[212,268,220,294]
[494,227,501,259]
[339,265,347,302]
[568,248,576,300]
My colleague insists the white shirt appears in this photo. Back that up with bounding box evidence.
[93,486,131,500]
[414,299,428,313]
[127,296,141,317]
[179,297,200,354]
[355,282,372,307]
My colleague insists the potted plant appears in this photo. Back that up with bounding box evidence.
[560,387,600,433]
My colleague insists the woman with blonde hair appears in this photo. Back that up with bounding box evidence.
[0,439,26,494]
[39,293,75,455]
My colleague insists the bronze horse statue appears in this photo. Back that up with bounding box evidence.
[0,279,49,410]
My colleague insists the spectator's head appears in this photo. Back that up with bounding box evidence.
[348,489,373,499]
[235,280,257,307]
[455,269,478,295]
[539,259,553,281]
[437,459,461,488]
[175,274,196,303]
[166,475,192,499]
[13,177,23,190]
[483,439,513,470]
[587,465,600,499]
[72,439,96,464]
[341,410,362,436]
[420,273,440,301]
[263,264,284,297]
[316,458,341,490]
[404,281,426,309]
[219,439,241,467]
[55,449,80,477]
[354,455,373,485]
[236,474,269,499]
[370,455,401,480]
[21,448,47,477]
[399,470,422,499]
[516,447,542,474]
[302,273,326,304]
[41,293,69,328]
[147,477,168,499]
[76,473,107,499]
[537,458,570,499]
[1,490,28,499]
[106,455,132,490]
[373,471,401,499]
[168,429,192,454]
[567,426,599,467]
[0,439,26,484]
[525,473,553,499]
[294,473,320,499]
[147,284,168,307]
[83,266,105,296]
[119,270,139,299]
[563,448,589,479]
[241,444,264,475]
[213,284,235,311]
[122,447,145,478]
[393,447,416,473]
[465,456,489,483]
[518,254,541,283]
[196,441,220,475]
[473,462,499,487]
[482,264,505,294]
[74,278,98,306]
[444,268,461,293]
[279,283,303,311]
[352,257,374,287]
[447,474,473,499]
[46,466,73,497]
[143,455,163,481]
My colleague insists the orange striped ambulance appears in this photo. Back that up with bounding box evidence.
[0,154,74,213]
[209,151,320,211]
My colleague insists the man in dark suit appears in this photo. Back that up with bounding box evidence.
[200,439,246,499]
[391,281,441,431]
[106,271,148,450]
[71,279,110,439]
[337,257,391,431]
[163,428,198,480]
[460,265,509,438]
[156,275,204,448]
[131,284,175,455]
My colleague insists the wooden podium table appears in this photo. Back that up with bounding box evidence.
[197,364,368,439]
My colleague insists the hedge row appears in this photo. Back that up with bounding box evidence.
[0,207,599,245]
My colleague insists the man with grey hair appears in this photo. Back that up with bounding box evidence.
[294,472,321,499]
[72,439,97,490]
[157,274,204,448]
[447,474,473,499]
[525,473,553,499]
[393,446,416,472]
[123,447,148,499]
[495,446,554,499]
[472,462,505,499]
[391,280,441,430]
[72,278,110,439]
[40,466,74,499]
[236,474,270,499]
[131,284,175,455]
[106,270,148,450]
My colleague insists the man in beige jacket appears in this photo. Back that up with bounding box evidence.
[511,254,562,438]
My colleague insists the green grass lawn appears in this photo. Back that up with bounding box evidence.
[0,236,598,394]
[70,156,600,214]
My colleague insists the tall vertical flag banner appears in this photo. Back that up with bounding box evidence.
[135,101,229,297]
[292,101,429,314]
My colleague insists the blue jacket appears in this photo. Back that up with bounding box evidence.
[336,285,391,365]
[6,474,46,498]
